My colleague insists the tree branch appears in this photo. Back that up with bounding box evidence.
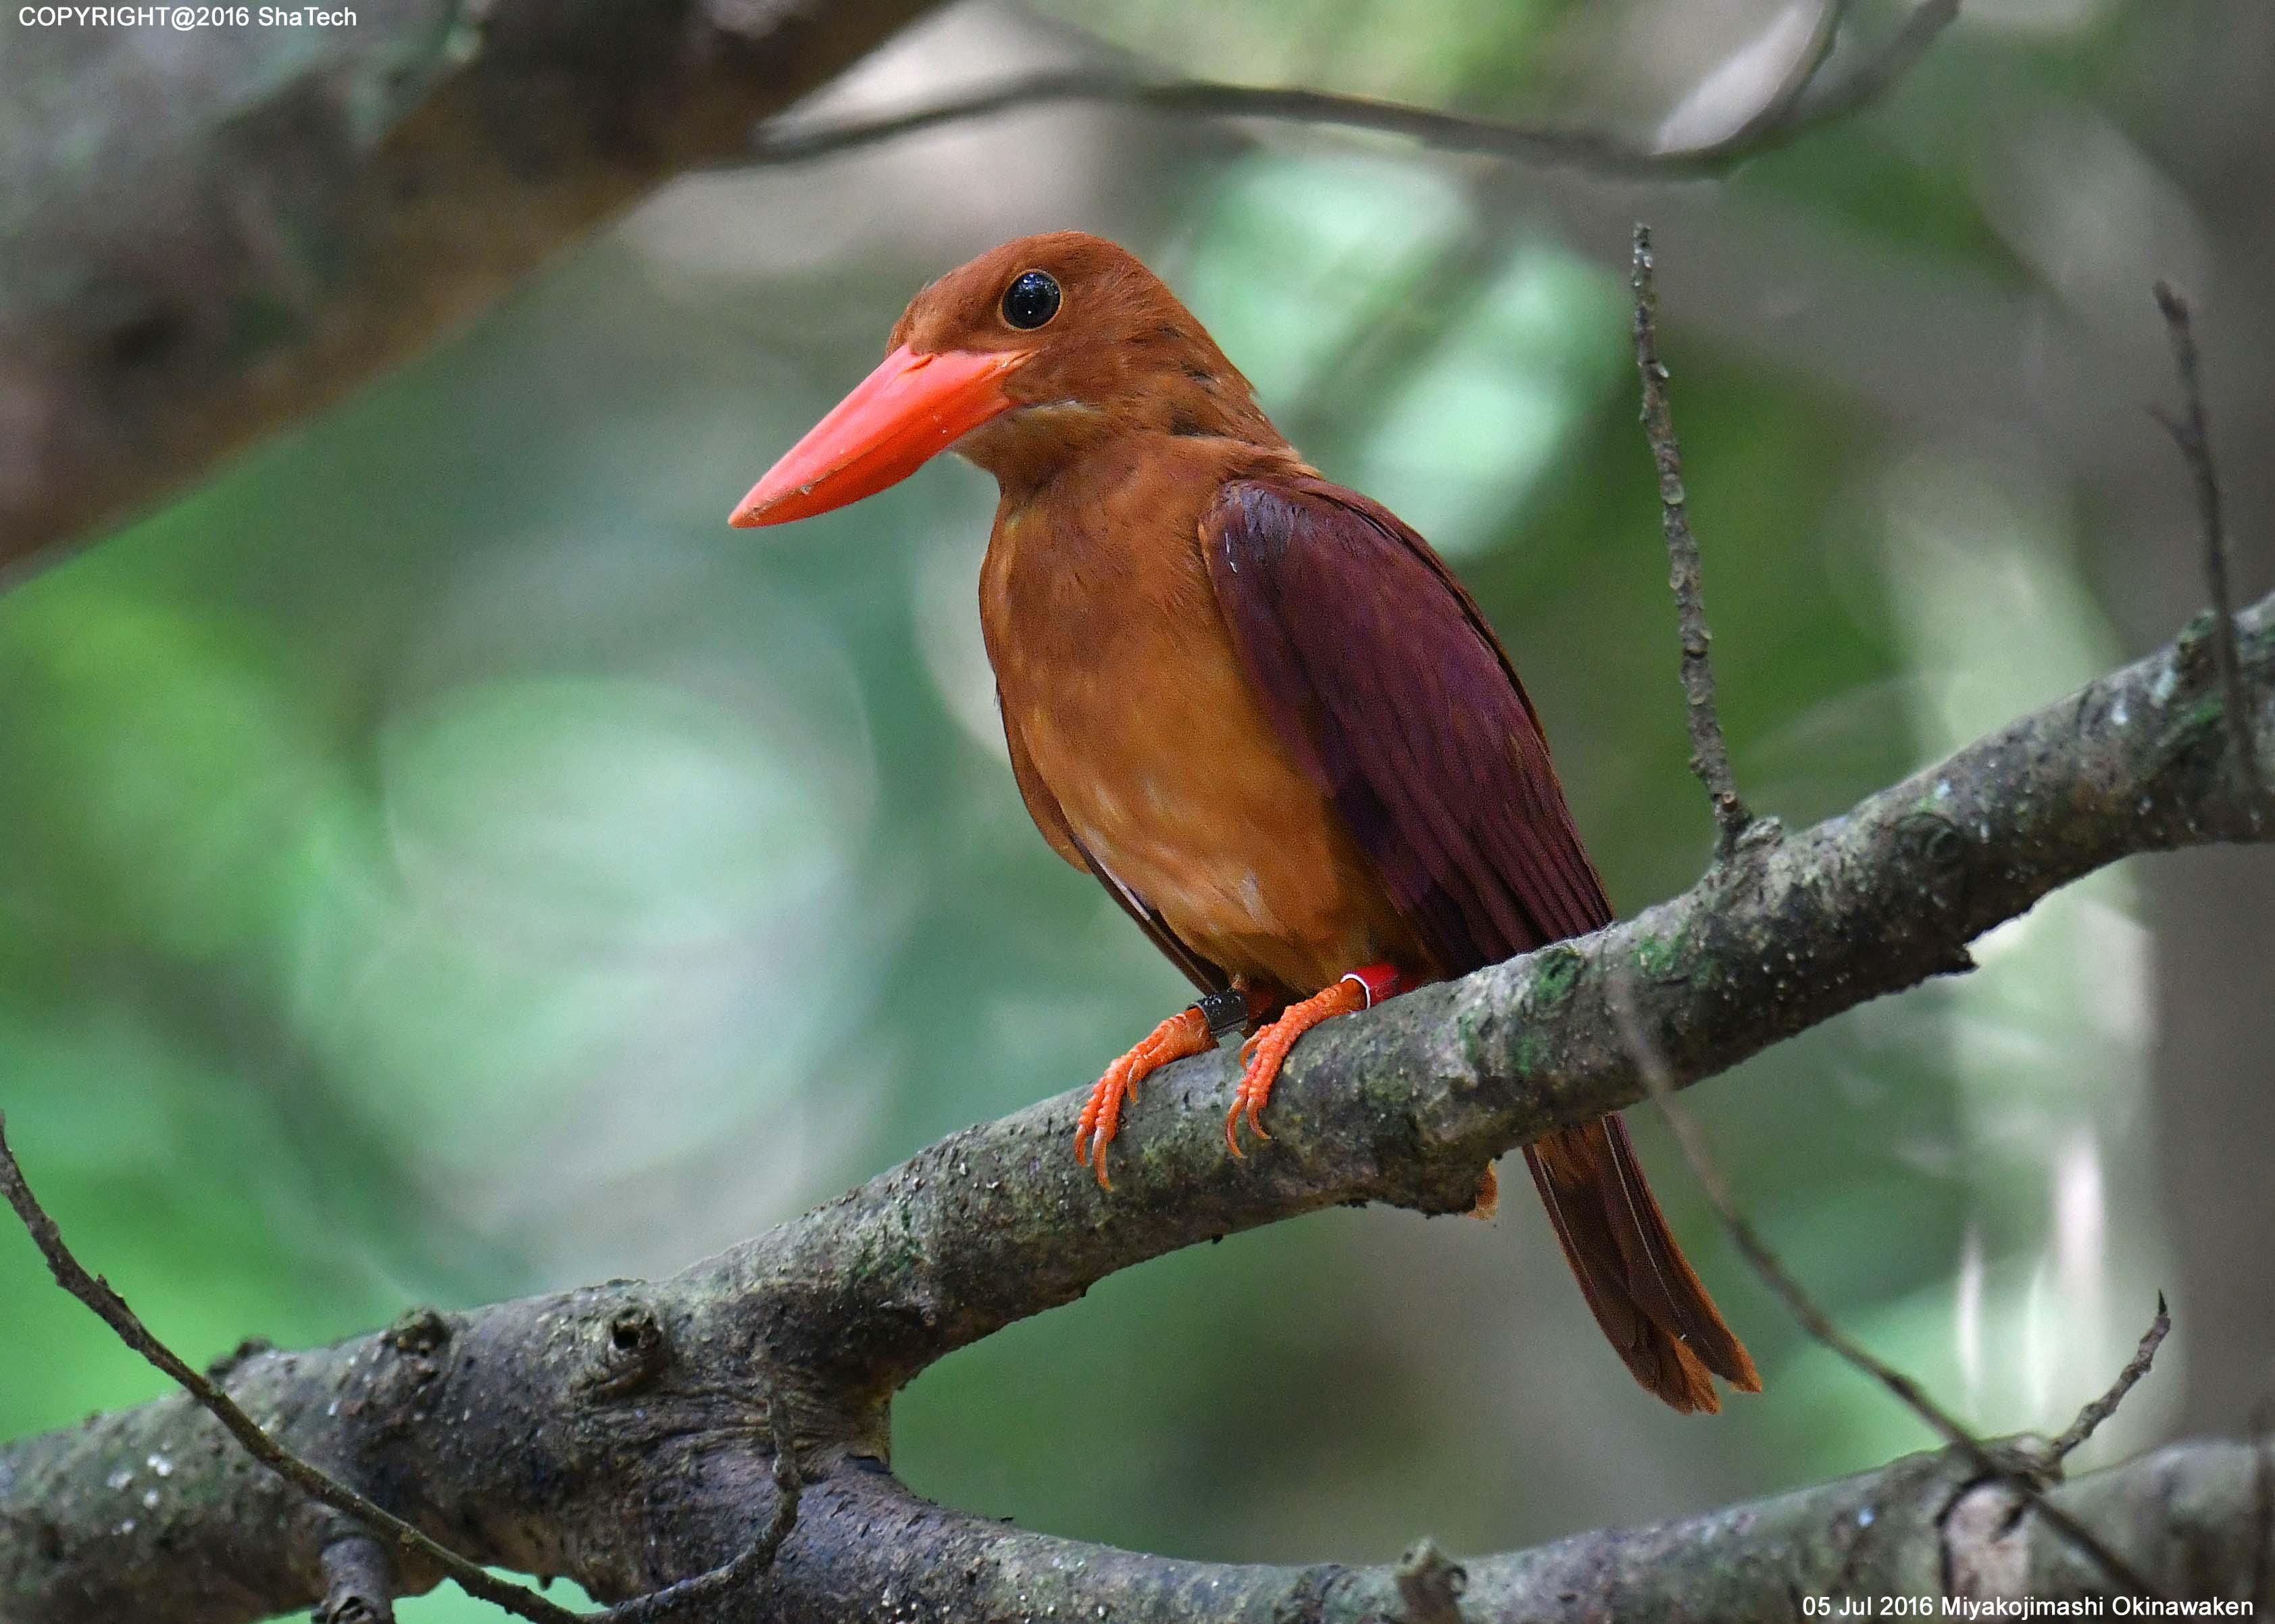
[0,1117,804,1623]
[737,0,1957,176]
[5,559,2273,1619]
[0,0,1959,590]
[736,1438,2268,1619]
[0,0,951,584]
[597,1413,802,1624]
[2,9,2251,1615]
[0,1113,580,1623]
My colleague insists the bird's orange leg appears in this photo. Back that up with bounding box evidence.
[1076,1001,1224,1188]
[1227,963,1402,1156]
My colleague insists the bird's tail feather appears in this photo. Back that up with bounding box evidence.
[1523,1115,1760,1413]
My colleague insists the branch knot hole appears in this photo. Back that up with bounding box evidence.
[1895,811,1969,909]
[384,1307,452,1360]
[584,1303,670,1398]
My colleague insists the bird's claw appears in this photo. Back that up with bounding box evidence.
[1076,1007,1215,1189]
[1222,977,1372,1157]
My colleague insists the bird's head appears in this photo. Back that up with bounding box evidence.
[730,231,1270,527]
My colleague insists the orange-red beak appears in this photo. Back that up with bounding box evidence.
[730,345,1032,527]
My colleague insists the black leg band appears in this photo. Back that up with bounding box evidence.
[1195,988,1248,1039]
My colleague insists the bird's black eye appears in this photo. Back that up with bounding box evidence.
[1001,270,1061,331]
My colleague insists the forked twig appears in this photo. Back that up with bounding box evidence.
[1603,978,2166,1600]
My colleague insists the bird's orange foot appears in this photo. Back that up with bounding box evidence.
[1076,1007,1216,1188]
[1226,963,1402,1157]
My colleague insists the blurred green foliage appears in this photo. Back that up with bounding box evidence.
[0,1,2218,1617]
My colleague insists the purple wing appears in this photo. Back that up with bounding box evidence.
[1202,474,1758,1411]
[1201,474,1611,970]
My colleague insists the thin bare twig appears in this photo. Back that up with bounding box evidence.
[2048,1296,2171,1465]
[2152,282,2264,801]
[4,1114,586,1619]
[599,1409,803,1623]
[0,1115,587,1624]
[1603,976,2165,1600]
[1630,224,1756,855]
[736,0,1957,178]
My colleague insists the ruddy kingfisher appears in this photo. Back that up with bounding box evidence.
[731,232,1757,1412]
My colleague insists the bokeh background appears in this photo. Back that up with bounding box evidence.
[3,0,2272,1617]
